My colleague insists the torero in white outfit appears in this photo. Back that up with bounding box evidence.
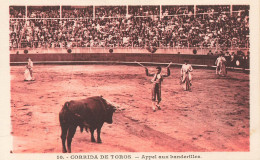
[24,58,34,81]
[181,60,193,84]
[215,55,227,76]
[215,56,222,75]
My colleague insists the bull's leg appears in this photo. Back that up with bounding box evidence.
[60,124,69,153]
[67,126,77,153]
[90,128,96,142]
[97,126,102,143]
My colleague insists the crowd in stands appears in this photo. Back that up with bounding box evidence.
[62,6,93,18]
[27,6,60,18]
[162,6,194,16]
[9,5,249,50]
[10,6,26,18]
[232,5,250,12]
[95,6,126,18]
[196,5,230,14]
[128,6,160,16]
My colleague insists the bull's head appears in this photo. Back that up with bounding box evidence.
[105,103,116,124]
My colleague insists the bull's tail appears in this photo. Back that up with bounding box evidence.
[59,101,71,126]
[59,102,70,125]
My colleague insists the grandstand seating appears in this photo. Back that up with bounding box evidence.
[9,5,249,55]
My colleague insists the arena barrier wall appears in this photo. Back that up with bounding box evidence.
[10,48,249,55]
[10,53,218,66]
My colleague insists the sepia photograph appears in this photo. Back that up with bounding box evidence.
[1,0,260,160]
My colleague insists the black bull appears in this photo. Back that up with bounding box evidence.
[59,96,116,153]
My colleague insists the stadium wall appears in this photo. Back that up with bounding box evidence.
[9,48,249,55]
[10,53,217,66]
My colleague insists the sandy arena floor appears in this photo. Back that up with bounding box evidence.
[10,65,249,153]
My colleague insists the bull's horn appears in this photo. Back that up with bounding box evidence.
[104,99,124,110]
[105,99,113,105]
[113,106,117,111]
